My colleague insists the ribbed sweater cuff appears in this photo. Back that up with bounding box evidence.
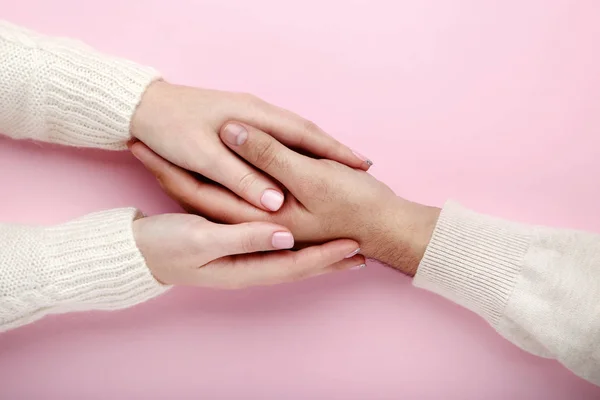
[0,208,169,331]
[40,43,160,149]
[42,208,169,310]
[413,201,531,326]
[0,21,160,149]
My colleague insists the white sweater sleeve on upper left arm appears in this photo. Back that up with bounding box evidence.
[0,20,160,149]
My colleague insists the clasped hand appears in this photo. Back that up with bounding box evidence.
[128,81,439,288]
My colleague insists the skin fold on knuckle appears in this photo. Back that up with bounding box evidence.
[253,139,281,172]
[290,267,321,283]
[237,170,260,197]
[302,119,321,136]
[179,178,209,207]
[312,244,334,266]
[281,253,321,282]
[239,225,264,253]
[237,92,260,104]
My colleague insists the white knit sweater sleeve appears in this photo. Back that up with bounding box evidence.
[414,201,600,385]
[0,21,168,331]
[0,20,159,149]
[0,209,167,331]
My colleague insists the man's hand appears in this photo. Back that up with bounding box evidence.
[131,122,440,276]
[131,82,371,212]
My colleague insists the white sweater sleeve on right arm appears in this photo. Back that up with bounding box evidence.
[414,201,600,385]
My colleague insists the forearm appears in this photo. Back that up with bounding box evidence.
[0,20,159,149]
[0,208,167,332]
[409,201,600,385]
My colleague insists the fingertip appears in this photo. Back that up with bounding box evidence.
[261,189,284,211]
[129,141,141,156]
[338,238,362,253]
[242,221,295,251]
[347,254,367,267]
[316,239,362,263]
[344,247,361,259]
[221,122,248,146]
[126,138,138,151]
[325,254,367,273]
[351,149,373,170]
[129,140,150,161]
[272,231,294,249]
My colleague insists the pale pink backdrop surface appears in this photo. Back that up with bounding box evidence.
[1,1,599,399]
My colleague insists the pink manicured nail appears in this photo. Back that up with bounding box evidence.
[345,248,361,258]
[223,123,248,146]
[272,232,294,249]
[351,150,373,166]
[261,189,284,211]
[350,264,366,270]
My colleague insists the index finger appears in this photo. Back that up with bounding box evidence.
[220,122,316,197]
[256,102,373,171]
[230,94,372,171]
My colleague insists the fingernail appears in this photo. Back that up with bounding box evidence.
[350,264,366,270]
[272,231,294,249]
[261,189,284,211]
[352,150,373,166]
[345,248,361,258]
[223,124,248,146]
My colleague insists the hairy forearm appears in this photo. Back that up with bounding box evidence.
[367,197,440,276]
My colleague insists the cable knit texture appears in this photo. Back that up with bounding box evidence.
[0,209,167,331]
[0,21,167,332]
[415,201,600,385]
[2,19,600,388]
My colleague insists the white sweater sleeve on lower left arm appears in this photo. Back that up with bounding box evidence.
[0,208,169,332]
[0,20,160,149]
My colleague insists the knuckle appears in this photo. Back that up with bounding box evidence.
[190,226,209,247]
[254,139,279,170]
[240,227,260,253]
[302,119,321,134]
[238,92,260,104]
[315,245,329,264]
[290,269,314,283]
[290,258,321,281]
[237,171,260,196]
[289,251,304,270]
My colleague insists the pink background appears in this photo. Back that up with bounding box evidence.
[1,1,600,398]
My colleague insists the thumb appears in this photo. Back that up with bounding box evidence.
[205,222,295,260]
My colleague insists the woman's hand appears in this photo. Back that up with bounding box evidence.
[130,123,440,276]
[132,213,365,288]
[130,82,371,212]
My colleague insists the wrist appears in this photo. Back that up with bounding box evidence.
[366,197,440,276]
[130,80,170,142]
